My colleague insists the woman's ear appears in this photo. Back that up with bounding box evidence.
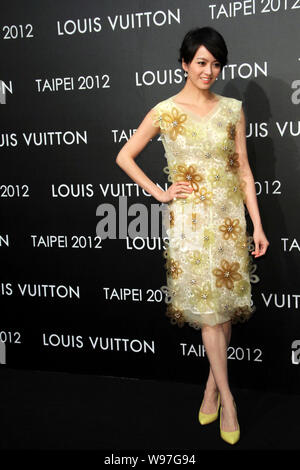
[181,58,188,74]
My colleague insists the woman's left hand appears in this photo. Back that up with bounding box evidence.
[251,226,270,258]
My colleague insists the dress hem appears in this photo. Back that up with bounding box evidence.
[164,302,256,331]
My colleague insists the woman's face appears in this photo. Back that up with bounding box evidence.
[183,44,222,89]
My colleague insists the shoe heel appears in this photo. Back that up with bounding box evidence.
[198,392,220,425]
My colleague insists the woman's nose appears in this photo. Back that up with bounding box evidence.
[205,64,213,75]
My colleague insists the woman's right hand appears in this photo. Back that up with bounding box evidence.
[157,181,194,203]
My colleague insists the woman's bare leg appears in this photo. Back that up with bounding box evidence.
[200,321,238,431]
[201,320,231,411]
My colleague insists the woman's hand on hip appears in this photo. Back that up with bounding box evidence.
[158,181,194,203]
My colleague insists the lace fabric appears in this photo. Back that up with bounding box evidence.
[150,94,259,330]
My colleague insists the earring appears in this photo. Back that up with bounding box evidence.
[184,71,188,77]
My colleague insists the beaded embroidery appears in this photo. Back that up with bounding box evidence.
[151,94,259,329]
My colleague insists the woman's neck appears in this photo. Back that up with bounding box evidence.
[175,80,215,104]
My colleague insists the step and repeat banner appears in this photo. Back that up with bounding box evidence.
[1,0,300,394]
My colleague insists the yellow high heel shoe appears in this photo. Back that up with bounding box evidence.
[220,400,240,445]
[198,392,220,425]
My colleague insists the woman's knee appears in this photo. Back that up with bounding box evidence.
[202,323,224,336]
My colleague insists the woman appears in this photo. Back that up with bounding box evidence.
[116,26,269,445]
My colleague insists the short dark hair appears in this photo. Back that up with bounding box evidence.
[178,26,228,70]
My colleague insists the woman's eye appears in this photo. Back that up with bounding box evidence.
[197,62,220,67]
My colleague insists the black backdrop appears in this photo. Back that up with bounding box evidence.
[1,0,300,395]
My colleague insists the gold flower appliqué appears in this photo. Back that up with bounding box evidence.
[161,107,187,141]
[212,259,242,290]
[173,164,203,192]
[219,217,242,241]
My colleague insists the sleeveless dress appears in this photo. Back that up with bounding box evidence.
[150,93,259,330]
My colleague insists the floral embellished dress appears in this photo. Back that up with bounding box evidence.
[151,93,259,330]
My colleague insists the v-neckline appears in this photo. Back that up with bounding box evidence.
[170,93,222,122]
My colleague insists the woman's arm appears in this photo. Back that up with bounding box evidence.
[115,108,192,203]
[235,107,270,257]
